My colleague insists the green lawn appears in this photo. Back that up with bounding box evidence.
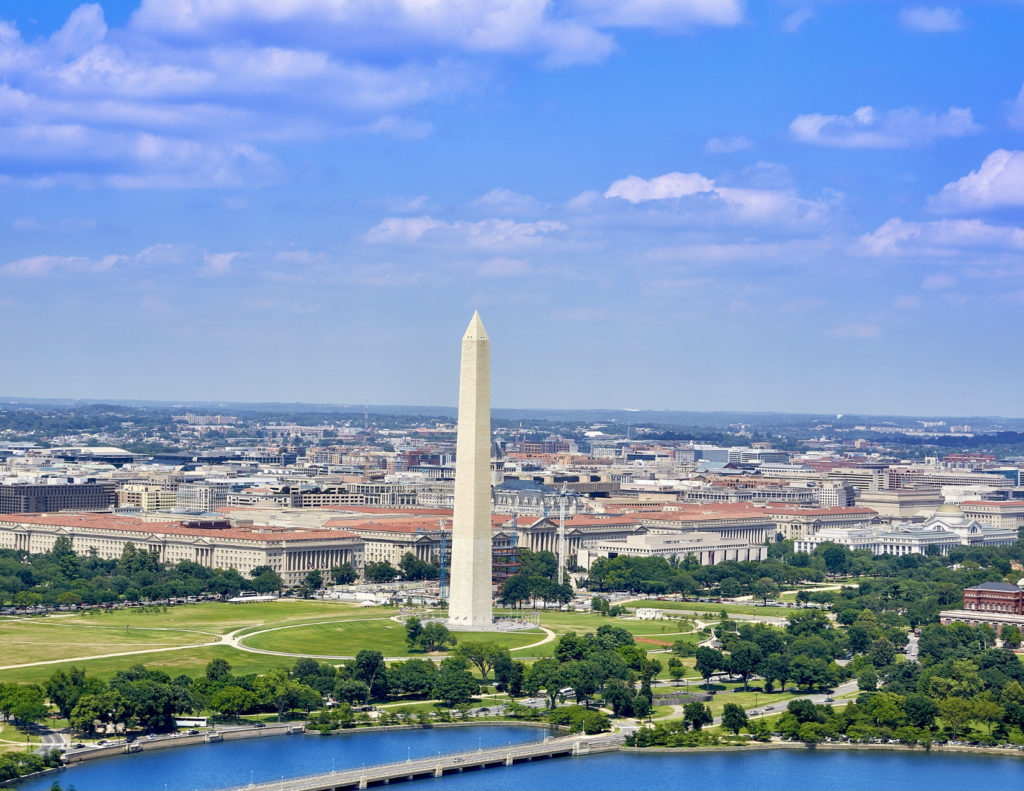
[0,644,296,686]
[240,618,546,657]
[0,619,215,666]
[622,601,795,618]
[70,599,368,634]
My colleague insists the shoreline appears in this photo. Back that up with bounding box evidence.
[621,740,1024,758]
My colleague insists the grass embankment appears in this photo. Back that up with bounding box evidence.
[622,601,794,618]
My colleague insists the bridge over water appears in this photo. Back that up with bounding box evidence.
[223,733,624,791]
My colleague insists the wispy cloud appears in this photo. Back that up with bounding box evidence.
[899,7,963,33]
[790,105,979,148]
[830,323,881,339]
[704,135,752,154]
[365,215,567,247]
[781,8,816,33]
[855,217,1024,257]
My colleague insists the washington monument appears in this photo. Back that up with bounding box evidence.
[448,311,493,628]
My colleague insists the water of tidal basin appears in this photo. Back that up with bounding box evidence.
[17,726,549,791]
[18,730,1024,791]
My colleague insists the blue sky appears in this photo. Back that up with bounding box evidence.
[2,1,1023,416]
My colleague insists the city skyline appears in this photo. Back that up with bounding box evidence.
[1,2,1023,415]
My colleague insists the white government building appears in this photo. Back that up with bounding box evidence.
[793,504,1018,556]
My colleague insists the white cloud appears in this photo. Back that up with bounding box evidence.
[921,273,957,290]
[855,217,1024,257]
[50,3,108,58]
[781,8,815,33]
[605,172,715,202]
[365,215,567,247]
[705,135,752,154]
[471,188,542,215]
[478,257,529,277]
[0,242,232,277]
[601,171,838,224]
[203,251,241,275]
[12,218,44,231]
[1009,84,1024,130]
[572,0,743,29]
[929,150,1024,212]
[1,253,123,277]
[893,295,921,309]
[899,7,963,33]
[831,323,881,339]
[790,105,979,148]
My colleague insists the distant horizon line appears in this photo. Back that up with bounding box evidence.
[1,395,1023,424]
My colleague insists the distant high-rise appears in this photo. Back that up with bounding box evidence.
[448,311,493,628]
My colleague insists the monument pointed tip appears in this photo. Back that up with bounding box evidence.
[464,310,489,341]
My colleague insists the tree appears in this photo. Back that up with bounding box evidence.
[526,658,565,709]
[254,669,302,722]
[46,667,100,720]
[493,654,525,698]
[205,658,233,683]
[683,702,712,731]
[433,659,478,706]
[695,647,722,690]
[1000,624,1022,649]
[752,577,778,605]
[562,661,600,708]
[719,577,742,598]
[363,562,400,584]
[722,702,748,735]
[820,544,850,576]
[330,563,358,585]
[454,642,507,683]
[867,638,896,668]
[414,622,456,653]
[302,569,323,596]
[973,699,1005,736]
[404,617,423,649]
[937,697,974,739]
[333,679,370,705]
[857,667,878,692]
[252,569,283,594]
[211,686,255,723]
[727,642,762,690]
[498,575,532,609]
[351,650,389,700]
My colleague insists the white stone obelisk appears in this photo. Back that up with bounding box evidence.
[448,311,493,628]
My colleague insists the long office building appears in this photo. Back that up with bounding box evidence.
[0,482,117,514]
[0,512,363,587]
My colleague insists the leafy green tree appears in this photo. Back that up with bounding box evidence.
[211,686,256,723]
[526,658,565,709]
[333,678,370,705]
[727,641,762,690]
[351,650,389,700]
[999,624,1022,648]
[414,622,456,653]
[938,697,974,739]
[722,703,748,735]
[454,641,507,683]
[857,667,878,692]
[205,658,233,683]
[683,702,712,731]
[694,647,722,690]
[432,659,478,706]
[330,563,358,585]
[363,562,401,583]
[493,653,525,698]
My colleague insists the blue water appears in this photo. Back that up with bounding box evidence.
[17,726,550,791]
[402,749,1024,791]
[18,729,1024,791]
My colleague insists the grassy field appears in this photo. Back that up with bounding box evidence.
[622,600,795,618]
[0,601,706,686]
[240,619,547,656]
[0,722,41,754]
[0,619,215,666]
[69,599,371,633]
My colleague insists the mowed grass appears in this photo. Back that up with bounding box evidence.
[0,644,296,686]
[69,599,369,634]
[0,620,215,666]
[241,619,546,657]
[622,600,794,618]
